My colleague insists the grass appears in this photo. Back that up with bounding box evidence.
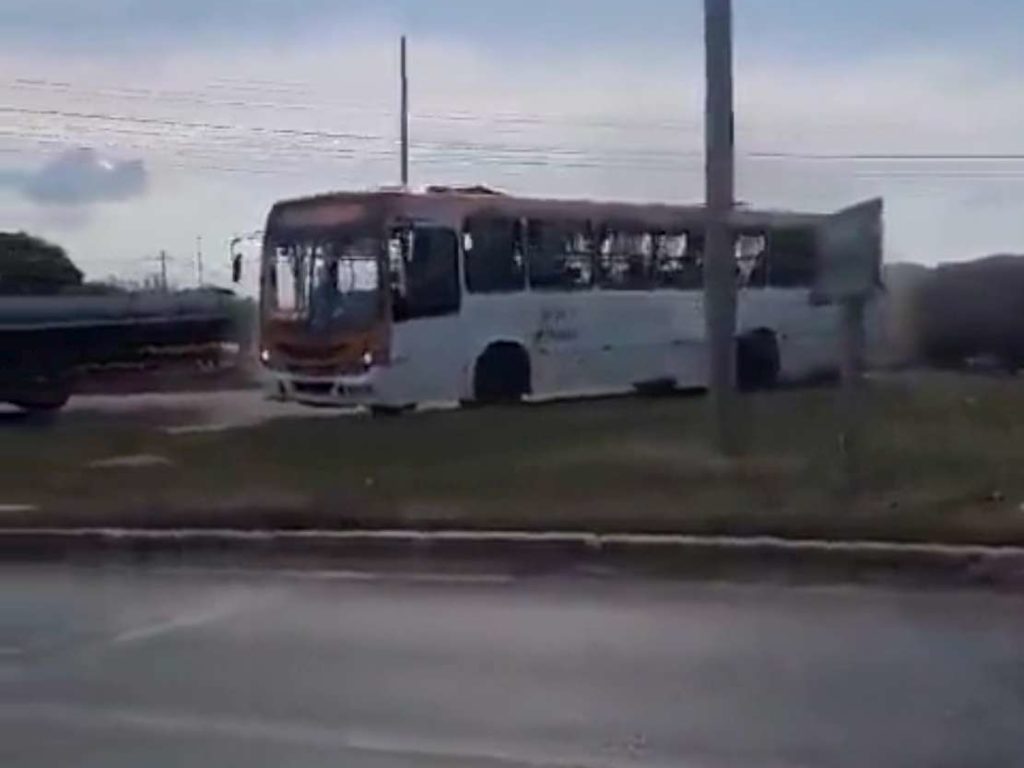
[2,372,1024,545]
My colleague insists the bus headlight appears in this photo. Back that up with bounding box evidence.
[260,348,271,364]
[361,351,374,368]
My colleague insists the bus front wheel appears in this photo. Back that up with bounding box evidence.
[473,344,531,405]
[370,404,414,418]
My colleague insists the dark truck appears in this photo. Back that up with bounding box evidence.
[0,289,237,412]
[912,255,1024,372]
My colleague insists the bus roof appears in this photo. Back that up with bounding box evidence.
[266,187,829,238]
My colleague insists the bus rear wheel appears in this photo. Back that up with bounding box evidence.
[737,329,780,391]
[473,343,531,405]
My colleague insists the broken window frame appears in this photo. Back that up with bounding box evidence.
[595,228,657,291]
[525,220,596,292]
[765,226,817,289]
[736,231,769,289]
[462,215,526,295]
[388,223,461,322]
[268,238,383,329]
[270,246,304,316]
[650,230,703,290]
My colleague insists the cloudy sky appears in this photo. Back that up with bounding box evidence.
[1,0,1023,290]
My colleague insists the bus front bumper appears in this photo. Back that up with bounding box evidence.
[266,369,379,408]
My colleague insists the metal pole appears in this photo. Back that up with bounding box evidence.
[704,0,739,454]
[159,250,169,292]
[839,296,867,494]
[400,35,409,188]
[196,235,204,287]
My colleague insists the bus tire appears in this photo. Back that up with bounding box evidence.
[737,329,780,391]
[370,404,414,418]
[473,343,531,405]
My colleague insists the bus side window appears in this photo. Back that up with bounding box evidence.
[526,221,594,291]
[388,229,410,321]
[390,226,460,321]
[464,217,525,294]
[737,233,768,289]
[767,227,816,288]
[672,231,704,290]
[597,231,653,290]
[652,233,693,289]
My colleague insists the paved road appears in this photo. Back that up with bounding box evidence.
[64,390,343,431]
[2,565,1023,767]
[1,390,337,432]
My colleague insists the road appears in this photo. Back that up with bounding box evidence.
[63,389,342,431]
[2,565,1023,768]
[1,389,336,432]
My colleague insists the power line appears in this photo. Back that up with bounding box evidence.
[0,106,382,143]
[0,77,703,133]
[8,103,1024,166]
[0,108,703,162]
[5,104,1024,182]
[7,135,1024,184]
[750,151,1024,162]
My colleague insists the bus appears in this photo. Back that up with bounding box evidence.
[255,187,853,410]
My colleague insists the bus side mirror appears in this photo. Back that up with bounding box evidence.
[232,252,242,284]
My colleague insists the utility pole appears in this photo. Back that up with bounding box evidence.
[704,0,739,455]
[195,235,204,287]
[400,35,410,188]
[839,297,867,494]
[159,249,169,292]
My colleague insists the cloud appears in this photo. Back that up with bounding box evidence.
[3,1,1024,68]
[2,148,148,206]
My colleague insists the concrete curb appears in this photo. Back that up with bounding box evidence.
[3,528,1024,588]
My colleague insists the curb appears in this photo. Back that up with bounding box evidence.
[3,528,1024,588]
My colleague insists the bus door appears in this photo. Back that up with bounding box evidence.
[386,222,464,403]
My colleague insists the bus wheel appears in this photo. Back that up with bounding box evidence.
[473,343,531,405]
[370,404,414,418]
[737,329,780,391]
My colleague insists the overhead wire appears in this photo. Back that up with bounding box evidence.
[3,80,1024,183]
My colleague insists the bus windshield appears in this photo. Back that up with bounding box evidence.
[269,237,382,331]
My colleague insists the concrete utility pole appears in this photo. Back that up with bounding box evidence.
[195,235,204,287]
[400,35,410,188]
[839,297,867,494]
[704,0,739,455]
[159,250,169,292]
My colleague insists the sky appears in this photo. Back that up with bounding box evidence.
[1,0,1023,291]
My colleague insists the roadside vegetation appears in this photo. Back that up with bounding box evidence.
[2,372,1023,545]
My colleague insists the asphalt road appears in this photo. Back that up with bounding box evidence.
[63,389,342,431]
[1,390,335,432]
[2,565,1023,768]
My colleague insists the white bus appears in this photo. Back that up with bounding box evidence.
[256,187,850,410]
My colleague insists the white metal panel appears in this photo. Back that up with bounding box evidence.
[385,315,467,405]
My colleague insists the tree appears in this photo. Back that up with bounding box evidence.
[0,231,83,295]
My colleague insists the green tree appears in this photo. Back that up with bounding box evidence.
[0,231,83,295]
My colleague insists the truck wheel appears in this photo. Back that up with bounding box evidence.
[8,370,73,413]
[11,390,71,413]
